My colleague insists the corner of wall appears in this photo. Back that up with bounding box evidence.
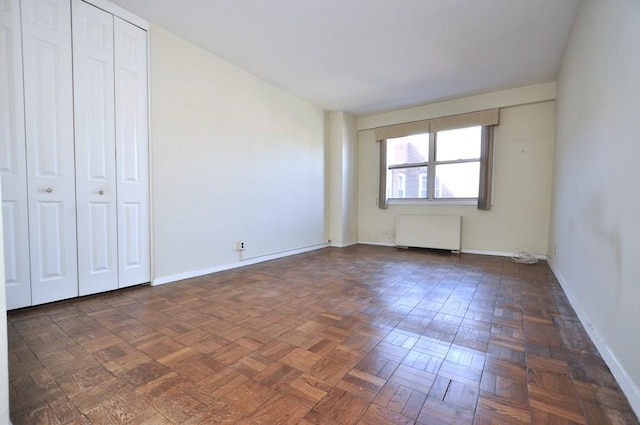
[547,259,640,417]
[323,110,332,245]
[549,0,640,418]
[343,111,359,245]
[327,112,344,245]
[327,111,360,247]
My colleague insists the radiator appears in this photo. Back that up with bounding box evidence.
[395,214,461,251]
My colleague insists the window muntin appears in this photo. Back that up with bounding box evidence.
[434,175,442,198]
[386,125,482,200]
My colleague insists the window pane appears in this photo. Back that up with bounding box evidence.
[418,172,428,198]
[436,126,481,161]
[435,162,479,198]
[387,166,428,198]
[387,133,429,166]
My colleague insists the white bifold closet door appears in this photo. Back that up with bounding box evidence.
[22,0,78,305]
[114,16,150,288]
[73,0,150,295]
[72,0,118,295]
[1,0,149,308]
[0,0,31,309]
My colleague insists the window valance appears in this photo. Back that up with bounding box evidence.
[374,108,499,140]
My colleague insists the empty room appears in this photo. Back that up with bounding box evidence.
[1,0,639,424]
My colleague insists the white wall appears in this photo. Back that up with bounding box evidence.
[328,111,358,247]
[358,85,556,255]
[150,25,326,283]
[0,182,10,424]
[549,0,640,414]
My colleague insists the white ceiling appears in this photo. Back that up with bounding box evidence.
[109,0,581,116]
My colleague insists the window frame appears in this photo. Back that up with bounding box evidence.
[375,109,498,210]
[385,128,482,203]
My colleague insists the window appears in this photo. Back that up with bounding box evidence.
[385,126,482,200]
[376,108,498,210]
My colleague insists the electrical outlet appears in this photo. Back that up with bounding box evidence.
[236,241,245,251]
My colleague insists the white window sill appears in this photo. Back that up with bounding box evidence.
[387,198,478,207]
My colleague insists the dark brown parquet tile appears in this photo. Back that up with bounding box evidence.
[7,245,640,424]
[241,393,310,425]
[388,363,436,394]
[374,381,426,420]
[283,373,332,407]
[150,382,217,424]
[308,356,351,386]
[527,386,586,424]
[253,361,301,392]
[475,390,530,424]
[417,396,474,425]
[337,368,386,402]
[312,387,369,425]
[358,403,414,425]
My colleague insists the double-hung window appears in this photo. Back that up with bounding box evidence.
[376,109,499,210]
[386,126,482,200]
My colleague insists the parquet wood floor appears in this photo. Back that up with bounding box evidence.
[7,245,639,424]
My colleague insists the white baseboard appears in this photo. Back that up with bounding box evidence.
[461,249,547,260]
[329,241,359,248]
[357,240,396,247]
[547,260,640,418]
[461,249,513,257]
[152,243,328,286]
[357,243,548,260]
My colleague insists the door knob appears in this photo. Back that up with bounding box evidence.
[46,187,53,193]
[98,190,104,195]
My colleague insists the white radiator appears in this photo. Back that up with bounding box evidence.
[395,214,461,251]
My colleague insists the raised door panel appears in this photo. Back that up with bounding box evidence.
[114,17,149,288]
[21,0,78,305]
[35,202,66,279]
[72,0,118,296]
[0,0,31,309]
[2,201,31,308]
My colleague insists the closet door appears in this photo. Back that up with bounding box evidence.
[114,17,150,287]
[72,0,118,296]
[1,0,31,309]
[22,0,78,305]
